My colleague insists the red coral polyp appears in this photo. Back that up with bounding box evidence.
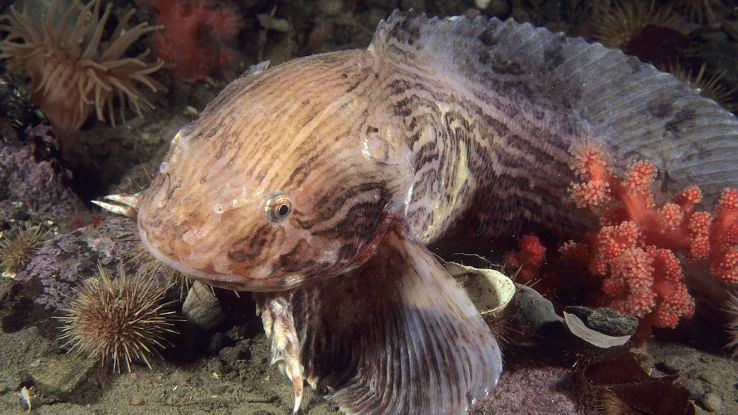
[148,0,241,82]
[563,147,738,329]
[504,234,546,283]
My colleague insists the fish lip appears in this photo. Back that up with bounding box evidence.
[137,221,292,292]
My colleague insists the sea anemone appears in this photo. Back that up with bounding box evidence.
[0,0,165,133]
[0,223,47,277]
[57,263,177,372]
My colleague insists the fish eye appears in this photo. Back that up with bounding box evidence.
[265,194,292,222]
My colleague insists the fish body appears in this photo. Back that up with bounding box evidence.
[137,11,738,415]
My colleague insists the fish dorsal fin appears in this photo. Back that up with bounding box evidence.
[292,222,502,414]
[370,11,738,203]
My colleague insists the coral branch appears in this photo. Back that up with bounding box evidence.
[563,147,737,328]
[147,0,241,82]
[504,234,546,283]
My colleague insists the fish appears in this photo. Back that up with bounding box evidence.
[131,10,738,415]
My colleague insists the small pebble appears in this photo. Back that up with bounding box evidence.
[171,386,186,399]
[316,0,342,16]
[660,355,682,372]
[130,396,144,406]
[207,332,225,353]
[699,371,722,387]
[2,374,23,392]
[189,376,204,388]
[680,378,705,400]
[487,0,510,16]
[210,383,229,395]
[700,392,722,412]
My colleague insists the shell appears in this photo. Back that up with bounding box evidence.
[445,262,515,315]
[182,281,224,330]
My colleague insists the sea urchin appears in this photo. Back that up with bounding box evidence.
[58,263,177,372]
[0,223,46,277]
[591,1,689,68]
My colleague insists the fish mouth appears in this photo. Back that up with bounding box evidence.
[137,222,299,292]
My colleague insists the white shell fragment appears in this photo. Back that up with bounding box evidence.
[445,262,515,315]
[182,281,224,330]
[563,311,632,349]
[91,193,140,218]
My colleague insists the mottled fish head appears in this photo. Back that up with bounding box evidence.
[137,52,412,291]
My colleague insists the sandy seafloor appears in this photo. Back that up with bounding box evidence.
[1,0,738,414]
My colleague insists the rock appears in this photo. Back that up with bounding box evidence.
[400,0,426,10]
[182,281,224,330]
[564,306,638,336]
[515,284,563,331]
[219,342,252,366]
[29,354,97,401]
[0,90,85,222]
[207,332,226,353]
[306,20,335,53]
[700,392,722,412]
[699,370,722,387]
[661,354,684,373]
[486,0,510,16]
[363,0,396,9]
[2,373,29,393]
[0,279,13,303]
[188,376,204,388]
[316,0,343,16]
[679,378,706,400]
[700,31,729,45]
[257,14,289,33]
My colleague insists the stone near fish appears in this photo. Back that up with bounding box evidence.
[127,11,738,415]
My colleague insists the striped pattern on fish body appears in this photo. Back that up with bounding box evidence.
[136,10,738,415]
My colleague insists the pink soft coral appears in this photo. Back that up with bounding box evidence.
[561,147,737,329]
[504,234,546,283]
[147,0,240,82]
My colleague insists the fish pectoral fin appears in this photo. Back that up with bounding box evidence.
[292,224,502,414]
[256,292,305,413]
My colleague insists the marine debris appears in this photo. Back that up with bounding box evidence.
[0,0,164,133]
[57,263,177,373]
